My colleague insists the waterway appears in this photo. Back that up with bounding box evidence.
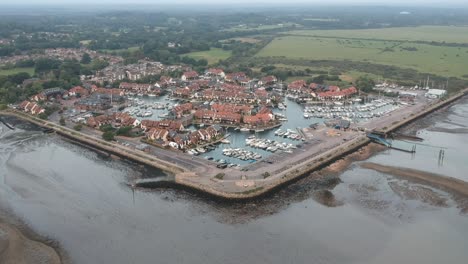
[126,95,397,165]
[0,97,467,263]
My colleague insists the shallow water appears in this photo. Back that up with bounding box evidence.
[0,99,467,264]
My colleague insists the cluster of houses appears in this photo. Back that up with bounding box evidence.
[20,82,127,113]
[0,48,122,67]
[167,70,284,113]
[17,101,45,115]
[145,124,223,150]
[288,80,358,101]
[86,112,141,128]
[84,110,224,150]
[193,105,275,128]
[84,60,185,84]
[118,82,162,97]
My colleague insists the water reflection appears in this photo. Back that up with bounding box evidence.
[0,101,467,264]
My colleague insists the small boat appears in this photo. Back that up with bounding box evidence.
[255,129,265,133]
[220,139,230,144]
[143,111,153,117]
[196,147,206,153]
[240,128,250,132]
[187,149,199,155]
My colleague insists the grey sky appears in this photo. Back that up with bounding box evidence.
[4,0,468,7]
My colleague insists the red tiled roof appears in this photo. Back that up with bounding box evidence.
[182,71,199,79]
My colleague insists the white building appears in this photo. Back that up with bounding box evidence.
[425,89,447,99]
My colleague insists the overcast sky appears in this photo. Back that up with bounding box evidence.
[3,0,468,7]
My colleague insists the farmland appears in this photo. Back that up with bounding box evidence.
[0,67,35,76]
[285,26,468,44]
[182,48,232,65]
[256,36,468,78]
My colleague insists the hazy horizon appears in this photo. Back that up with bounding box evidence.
[1,0,468,8]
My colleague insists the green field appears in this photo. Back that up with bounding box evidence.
[222,37,262,43]
[285,26,468,44]
[183,48,232,64]
[0,67,35,76]
[80,40,92,45]
[256,36,468,78]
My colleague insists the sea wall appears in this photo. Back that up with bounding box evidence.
[0,110,185,175]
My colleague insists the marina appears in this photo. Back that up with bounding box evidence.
[123,95,174,120]
[115,94,431,166]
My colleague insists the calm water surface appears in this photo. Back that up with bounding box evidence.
[0,99,467,264]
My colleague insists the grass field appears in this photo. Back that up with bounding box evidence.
[285,26,468,44]
[182,48,232,64]
[0,67,35,76]
[80,40,92,45]
[222,37,262,43]
[256,36,468,78]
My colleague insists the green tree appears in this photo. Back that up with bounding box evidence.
[116,126,133,137]
[99,124,114,132]
[73,124,83,131]
[355,76,375,93]
[80,53,92,64]
[102,131,115,141]
[8,72,31,84]
[261,65,276,73]
[90,59,109,71]
[34,58,61,73]
[59,116,66,126]
[38,112,48,120]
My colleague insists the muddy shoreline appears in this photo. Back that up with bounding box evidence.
[0,205,68,264]
[361,162,468,213]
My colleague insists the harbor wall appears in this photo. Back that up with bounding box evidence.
[0,110,185,175]
[173,136,371,201]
